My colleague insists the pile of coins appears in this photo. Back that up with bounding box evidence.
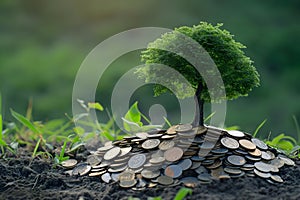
[61,124,295,189]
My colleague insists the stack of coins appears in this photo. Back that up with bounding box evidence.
[61,124,295,189]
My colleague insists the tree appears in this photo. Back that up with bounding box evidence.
[136,22,260,127]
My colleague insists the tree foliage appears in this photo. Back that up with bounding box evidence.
[137,22,260,102]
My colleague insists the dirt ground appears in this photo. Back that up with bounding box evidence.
[0,156,299,200]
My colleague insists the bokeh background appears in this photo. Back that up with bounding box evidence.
[1,0,299,139]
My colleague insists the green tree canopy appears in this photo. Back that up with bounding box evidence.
[137,22,260,102]
[136,22,260,126]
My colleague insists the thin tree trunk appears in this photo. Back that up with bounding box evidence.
[192,82,204,127]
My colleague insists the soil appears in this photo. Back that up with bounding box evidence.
[0,155,299,200]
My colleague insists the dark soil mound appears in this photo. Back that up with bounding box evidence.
[0,157,299,200]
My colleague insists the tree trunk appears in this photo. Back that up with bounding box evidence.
[192,82,204,127]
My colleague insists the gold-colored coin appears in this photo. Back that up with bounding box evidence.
[248,148,262,157]
[166,125,178,134]
[239,139,256,150]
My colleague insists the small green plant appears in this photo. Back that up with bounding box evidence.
[174,187,193,200]
[122,101,162,133]
[54,140,70,165]
[137,22,260,127]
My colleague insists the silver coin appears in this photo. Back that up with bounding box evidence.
[128,154,147,169]
[103,147,121,160]
[251,138,268,150]
[175,124,193,132]
[72,164,91,176]
[142,139,160,150]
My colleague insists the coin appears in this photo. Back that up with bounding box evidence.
[164,147,184,162]
[136,132,149,139]
[101,172,112,183]
[254,162,272,173]
[211,148,228,154]
[108,165,128,173]
[195,166,208,174]
[180,177,199,188]
[195,126,207,135]
[104,147,121,160]
[177,159,192,170]
[270,175,283,183]
[72,164,91,176]
[270,158,285,168]
[111,173,121,182]
[239,139,256,150]
[61,159,78,169]
[224,168,242,175]
[251,138,268,150]
[261,151,272,161]
[142,139,160,150]
[149,156,165,164]
[159,140,175,150]
[227,130,245,138]
[97,145,114,152]
[119,147,132,157]
[165,165,183,178]
[157,176,174,185]
[166,125,178,134]
[197,173,212,182]
[221,137,239,149]
[128,154,147,169]
[118,170,135,181]
[227,155,246,166]
[175,124,193,132]
[254,169,271,178]
[249,148,262,157]
[206,159,222,169]
[278,155,295,166]
[87,155,102,167]
[88,170,106,177]
[120,179,137,188]
[141,169,160,179]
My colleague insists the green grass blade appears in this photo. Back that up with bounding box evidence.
[32,138,41,158]
[11,109,40,134]
[253,119,267,138]
[163,116,172,127]
[292,115,300,143]
[174,187,193,200]
[204,112,215,123]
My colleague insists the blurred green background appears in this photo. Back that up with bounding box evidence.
[1,0,299,138]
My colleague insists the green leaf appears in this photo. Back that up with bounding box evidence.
[269,133,285,146]
[277,140,294,151]
[101,131,115,141]
[174,187,193,200]
[88,102,104,111]
[124,102,142,124]
[122,118,142,133]
[11,109,40,134]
